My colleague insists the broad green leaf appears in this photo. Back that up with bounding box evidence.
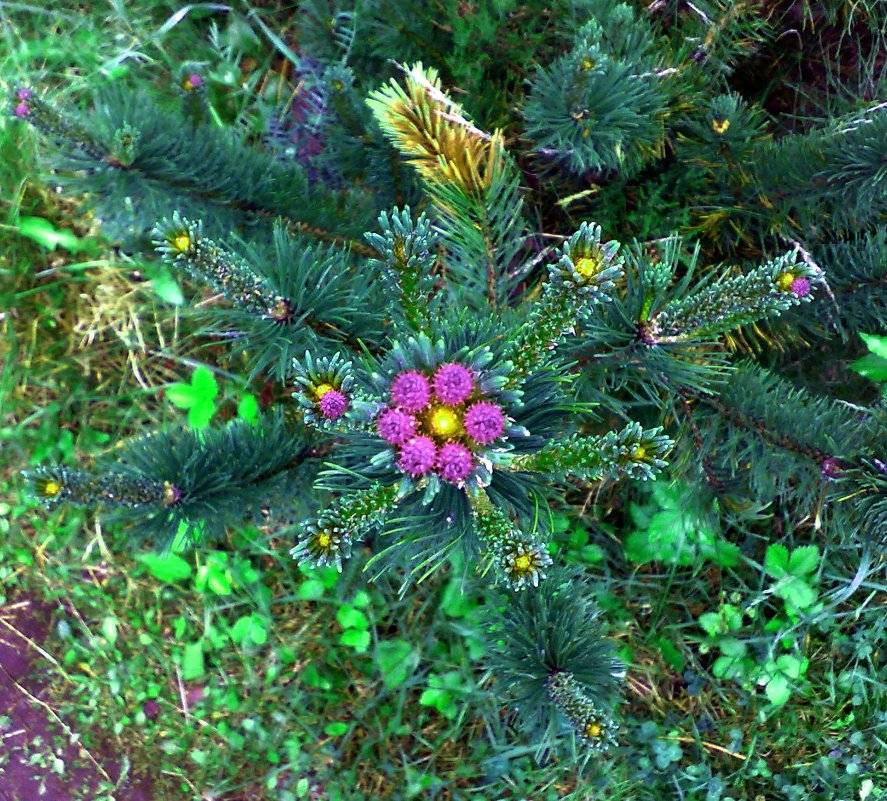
[440,577,476,617]
[101,616,118,644]
[718,637,747,658]
[188,399,216,429]
[165,382,198,408]
[191,366,219,400]
[419,688,453,714]
[18,215,85,252]
[249,622,268,646]
[337,605,369,631]
[699,612,723,637]
[182,641,205,680]
[775,654,805,680]
[150,269,185,306]
[237,393,259,423]
[765,544,790,578]
[653,636,685,671]
[776,576,817,609]
[577,543,606,564]
[339,628,371,652]
[230,614,268,646]
[698,531,741,567]
[860,332,887,361]
[229,616,251,644]
[765,673,791,705]
[849,352,887,383]
[352,590,371,608]
[137,552,192,583]
[295,579,326,600]
[375,639,419,689]
[301,662,332,690]
[196,562,233,595]
[722,604,743,631]
[207,567,233,595]
[713,653,747,680]
[324,721,349,736]
[788,545,819,576]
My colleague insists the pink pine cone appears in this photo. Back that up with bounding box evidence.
[377,408,418,445]
[436,442,474,484]
[398,436,437,477]
[463,401,505,445]
[790,277,811,298]
[318,389,348,420]
[432,363,474,405]
[390,370,432,412]
[14,103,29,118]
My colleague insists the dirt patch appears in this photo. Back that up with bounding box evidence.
[0,595,153,801]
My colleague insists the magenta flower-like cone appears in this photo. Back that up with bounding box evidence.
[464,402,505,445]
[318,389,348,420]
[14,103,29,117]
[16,88,32,101]
[790,277,811,298]
[398,436,437,477]
[186,73,202,89]
[436,442,474,484]
[377,408,418,445]
[432,363,474,405]
[390,370,432,412]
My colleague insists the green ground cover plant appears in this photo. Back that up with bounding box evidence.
[2,1,886,799]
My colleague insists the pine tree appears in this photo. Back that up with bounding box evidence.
[16,0,887,763]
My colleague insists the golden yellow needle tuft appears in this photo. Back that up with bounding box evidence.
[367,63,507,199]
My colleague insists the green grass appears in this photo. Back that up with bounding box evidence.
[1,2,885,800]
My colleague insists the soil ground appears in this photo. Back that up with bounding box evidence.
[0,595,153,801]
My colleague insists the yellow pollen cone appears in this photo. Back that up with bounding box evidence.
[513,554,532,572]
[430,407,461,437]
[776,272,796,292]
[573,255,602,281]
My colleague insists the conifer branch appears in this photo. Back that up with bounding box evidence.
[484,567,622,753]
[506,222,623,382]
[510,422,671,482]
[13,85,375,251]
[367,63,529,306]
[151,215,385,380]
[523,6,667,177]
[467,489,552,590]
[153,215,295,323]
[753,103,887,230]
[364,207,438,334]
[290,481,407,571]
[646,250,819,343]
[25,413,314,547]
